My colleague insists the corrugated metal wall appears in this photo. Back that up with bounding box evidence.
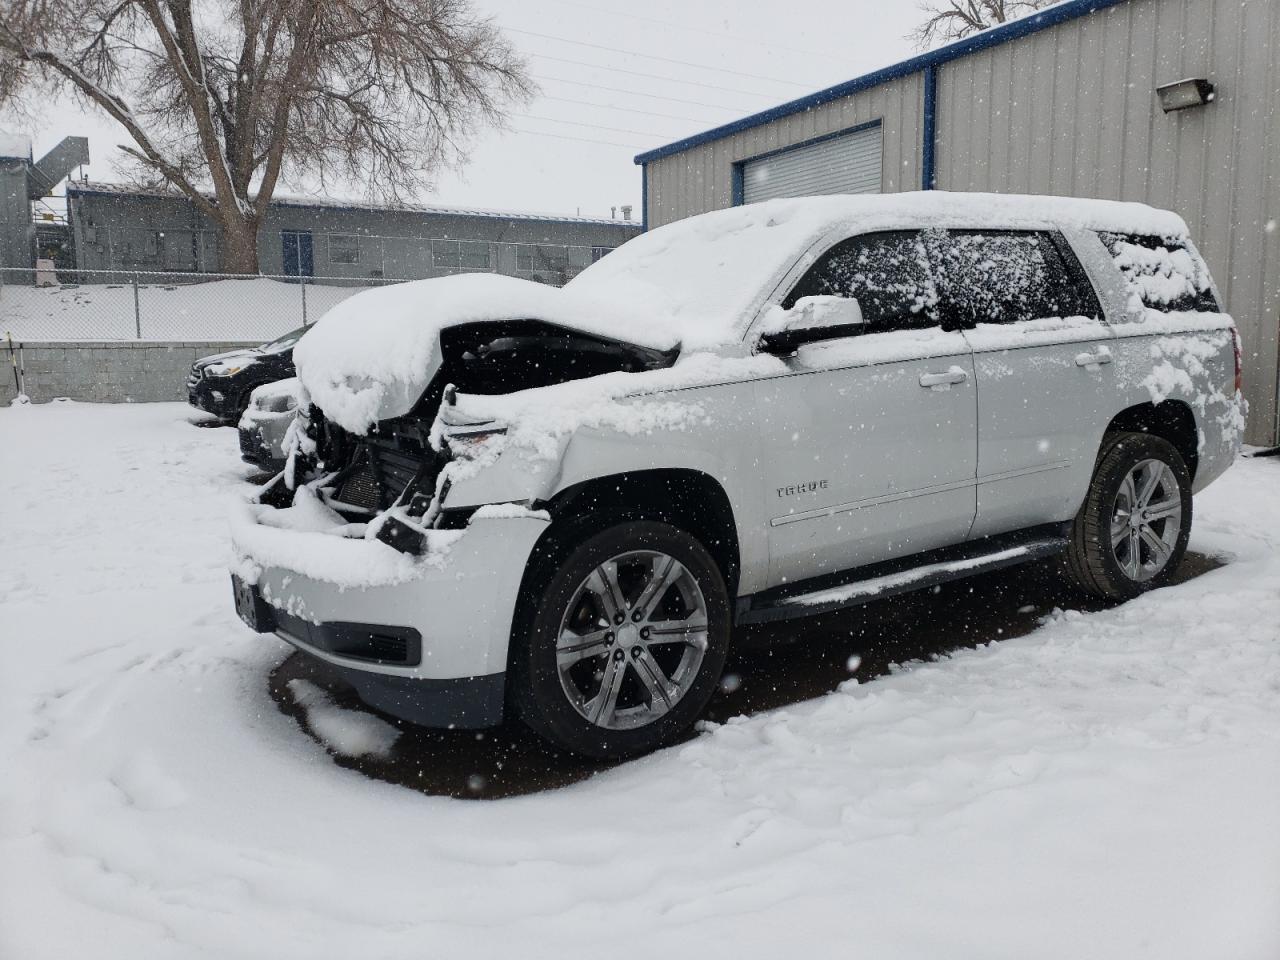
[641,0,1279,443]
[643,71,924,227]
[935,0,1280,444]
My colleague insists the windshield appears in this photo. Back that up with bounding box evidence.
[564,202,835,347]
[260,326,307,353]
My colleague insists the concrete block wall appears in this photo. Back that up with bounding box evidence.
[0,340,259,405]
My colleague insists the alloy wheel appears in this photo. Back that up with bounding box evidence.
[1110,458,1183,582]
[555,550,710,731]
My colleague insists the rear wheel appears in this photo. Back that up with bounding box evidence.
[1065,432,1192,600]
[510,521,731,761]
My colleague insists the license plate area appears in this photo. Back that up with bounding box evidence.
[232,574,277,633]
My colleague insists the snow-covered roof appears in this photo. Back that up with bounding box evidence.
[66,180,642,228]
[567,191,1190,344]
[0,131,33,160]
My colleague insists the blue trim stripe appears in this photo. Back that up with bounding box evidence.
[641,165,649,231]
[922,64,938,190]
[633,0,1130,165]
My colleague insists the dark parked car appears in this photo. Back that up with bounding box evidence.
[187,327,305,421]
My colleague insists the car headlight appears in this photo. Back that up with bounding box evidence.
[208,365,242,377]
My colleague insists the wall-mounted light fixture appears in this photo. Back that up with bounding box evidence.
[1156,78,1216,113]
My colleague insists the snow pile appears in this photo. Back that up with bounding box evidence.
[287,680,401,759]
[292,272,681,434]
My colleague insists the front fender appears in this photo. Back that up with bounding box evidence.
[439,380,768,591]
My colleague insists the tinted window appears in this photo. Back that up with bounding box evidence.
[783,230,939,329]
[1098,232,1219,313]
[928,230,1100,326]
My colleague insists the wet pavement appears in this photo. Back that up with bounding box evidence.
[269,550,1224,800]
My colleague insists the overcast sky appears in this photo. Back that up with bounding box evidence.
[6,1,925,219]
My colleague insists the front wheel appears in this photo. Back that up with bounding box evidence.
[510,521,731,761]
[1065,432,1193,600]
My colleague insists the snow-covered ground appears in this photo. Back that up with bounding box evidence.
[1,401,1278,959]
[0,277,369,341]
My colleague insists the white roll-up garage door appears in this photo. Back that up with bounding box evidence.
[741,124,882,204]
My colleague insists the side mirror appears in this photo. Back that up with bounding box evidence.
[758,296,865,354]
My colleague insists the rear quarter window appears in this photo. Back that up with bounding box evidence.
[927,229,1100,327]
[1098,232,1219,313]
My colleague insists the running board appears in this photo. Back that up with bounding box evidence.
[737,533,1069,625]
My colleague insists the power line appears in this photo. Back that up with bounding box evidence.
[531,53,789,100]
[539,0,855,62]
[539,93,717,125]
[509,27,818,89]
[517,114,679,139]
[535,73,761,112]
[510,127,647,149]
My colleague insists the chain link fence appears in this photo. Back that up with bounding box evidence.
[0,267,410,342]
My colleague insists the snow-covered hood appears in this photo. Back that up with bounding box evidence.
[292,273,682,434]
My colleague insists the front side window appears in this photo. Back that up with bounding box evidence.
[783,230,940,330]
[928,229,1099,326]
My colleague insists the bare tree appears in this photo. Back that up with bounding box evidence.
[0,0,533,272]
[910,0,1055,49]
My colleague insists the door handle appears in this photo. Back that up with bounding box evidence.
[919,366,969,390]
[1075,346,1113,368]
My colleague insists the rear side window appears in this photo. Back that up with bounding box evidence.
[928,229,1101,327]
[783,230,940,329]
[1098,232,1219,313]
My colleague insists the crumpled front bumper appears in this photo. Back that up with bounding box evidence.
[240,513,550,728]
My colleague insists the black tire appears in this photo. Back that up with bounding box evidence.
[1065,431,1193,601]
[509,520,731,761]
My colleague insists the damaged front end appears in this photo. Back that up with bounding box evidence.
[228,310,681,727]
[257,319,679,556]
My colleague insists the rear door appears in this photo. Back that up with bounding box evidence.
[753,231,977,586]
[932,229,1114,538]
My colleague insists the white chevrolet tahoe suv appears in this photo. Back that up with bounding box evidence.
[231,192,1243,760]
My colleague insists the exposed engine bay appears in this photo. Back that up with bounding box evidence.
[263,320,679,553]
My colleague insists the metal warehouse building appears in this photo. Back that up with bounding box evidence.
[636,0,1280,446]
[66,182,642,287]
